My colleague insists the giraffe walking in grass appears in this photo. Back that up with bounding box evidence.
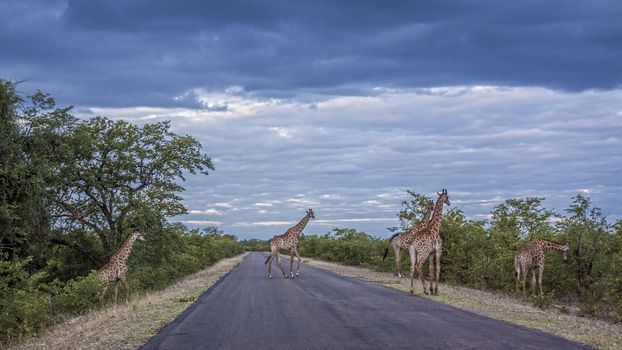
[265,209,315,279]
[382,202,434,278]
[406,189,450,295]
[515,238,569,297]
[96,232,144,303]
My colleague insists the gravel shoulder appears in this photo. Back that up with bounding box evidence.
[7,253,247,350]
[304,257,622,350]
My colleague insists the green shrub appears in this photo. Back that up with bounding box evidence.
[0,288,52,341]
[0,256,54,341]
[531,293,554,309]
[51,273,102,317]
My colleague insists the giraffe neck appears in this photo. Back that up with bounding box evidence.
[538,239,566,251]
[423,204,434,222]
[113,235,138,263]
[288,214,310,238]
[426,194,447,237]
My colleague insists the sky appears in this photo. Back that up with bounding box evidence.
[2,0,621,239]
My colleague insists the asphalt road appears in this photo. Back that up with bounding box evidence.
[142,252,592,350]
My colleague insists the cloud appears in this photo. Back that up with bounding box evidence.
[2,1,622,108]
[142,85,622,239]
[2,1,620,239]
[179,220,223,226]
[188,209,224,216]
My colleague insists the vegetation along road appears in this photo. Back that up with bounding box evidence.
[142,252,591,350]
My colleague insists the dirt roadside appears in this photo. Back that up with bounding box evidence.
[7,253,248,350]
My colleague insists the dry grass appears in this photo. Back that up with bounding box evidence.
[6,253,247,350]
[305,258,622,350]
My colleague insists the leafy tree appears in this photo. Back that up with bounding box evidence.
[556,195,609,296]
[51,117,214,253]
[0,81,76,263]
[491,197,554,240]
[439,209,489,288]
[395,190,433,230]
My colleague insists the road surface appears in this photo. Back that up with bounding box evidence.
[142,252,591,350]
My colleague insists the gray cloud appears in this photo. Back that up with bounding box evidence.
[2,1,621,239]
[87,86,622,238]
[2,0,622,108]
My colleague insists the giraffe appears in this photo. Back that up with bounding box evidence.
[264,209,315,279]
[382,202,434,278]
[96,232,145,303]
[515,238,569,297]
[406,189,450,295]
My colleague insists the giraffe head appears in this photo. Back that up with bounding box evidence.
[131,232,145,241]
[561,243,569,260]
[437,189,450,206]
[306,209,315,219]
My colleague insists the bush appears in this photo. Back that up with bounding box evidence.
[0,256,53,341]
[1,226,243,344]
[531,293,554,309]
[51,273,102,317]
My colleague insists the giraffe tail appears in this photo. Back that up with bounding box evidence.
[264,254,270,264]
[382,232,400,261]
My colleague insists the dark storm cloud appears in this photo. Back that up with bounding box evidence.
[2,0,622,107]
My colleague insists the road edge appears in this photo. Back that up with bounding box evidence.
[140,253,249,350]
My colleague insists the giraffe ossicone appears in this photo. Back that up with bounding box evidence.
[265,209,315,279]
[96,232,145,304]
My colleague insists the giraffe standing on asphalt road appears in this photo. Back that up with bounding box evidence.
[265,209,315,279]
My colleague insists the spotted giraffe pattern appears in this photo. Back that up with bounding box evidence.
[406,189,450,295]
[515,238,569,296]
[265,209,315,278]
[383,202,434,278]
[96,232,144,303]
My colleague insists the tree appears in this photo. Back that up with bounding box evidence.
[0,81,76,262]
[557,195,609,295]
[51,117,214,254]
[395,190,433,230]
[491,197,554,240]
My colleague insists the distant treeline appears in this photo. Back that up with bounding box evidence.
[0,81,243,343]
[246,194,622,323]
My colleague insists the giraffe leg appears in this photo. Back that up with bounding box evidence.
[428,253,434,294]
[395,246,402,278]
[122,278,130,303]
[267,253,274,279]
[522,267,528,298]
[294,248,301,277]
[289,249,295,278]
[538,265,544,296]
[408,246,417,294]
[433,250,442,295]
[114,280,119,304]
[396,246,404,278]
[531,269,537,295]
[275,253,287,278]
[515,257,521,296]
[99,284,108,302]
[417,260,428,295]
